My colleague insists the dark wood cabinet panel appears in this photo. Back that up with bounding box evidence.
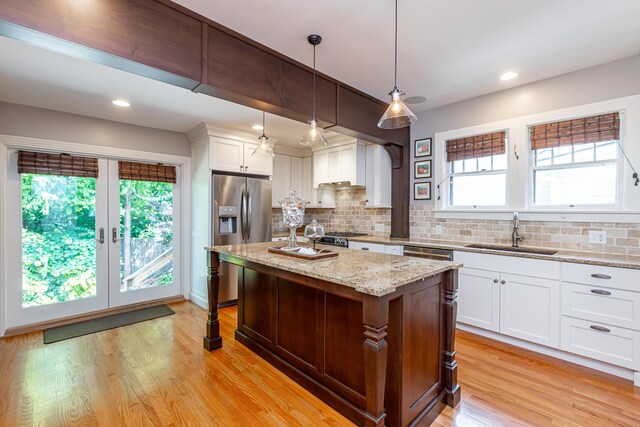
[0,0,202,81]
[276,278,319,367]
[240,268,274,342]
[205,26,337,126]
[325,294,366,396]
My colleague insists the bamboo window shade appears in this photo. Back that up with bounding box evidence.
[445,131,506,162]
[118,161,176,183]
[17,151,99,178]
[530,112,620,150]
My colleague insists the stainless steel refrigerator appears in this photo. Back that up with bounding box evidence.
[211,174,272,304]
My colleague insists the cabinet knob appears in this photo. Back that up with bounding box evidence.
[493,279,499,283]
[500,280,506,285]
[244,166,248,170]
[239,165,243,170]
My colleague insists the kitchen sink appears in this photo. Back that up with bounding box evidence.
[465,243,558,255]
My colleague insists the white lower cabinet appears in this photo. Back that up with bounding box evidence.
[348,241,386,253]
[560,316,640,370]
[500,273,560,347]
[454,251,561,348]
[384,245,403,255]
[458,267,500,332]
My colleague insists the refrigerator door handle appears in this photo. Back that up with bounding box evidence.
[241,188,249,242]
[247,190,252,240]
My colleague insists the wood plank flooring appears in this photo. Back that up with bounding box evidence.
[0,301,638,426]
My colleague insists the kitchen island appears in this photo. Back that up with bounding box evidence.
[204,242,462,426]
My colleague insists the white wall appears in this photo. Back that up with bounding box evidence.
[0,102,190,156]
[410,54,640,205]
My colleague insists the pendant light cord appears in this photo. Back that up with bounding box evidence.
[262,111,266,138]
[312,44,317,120]
[394,0,398,90]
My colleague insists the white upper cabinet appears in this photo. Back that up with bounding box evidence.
[313,141,366,188]
[271,154,336,209]
[208,136,272,176]
[365,145,392,208]
[272,154,292,207]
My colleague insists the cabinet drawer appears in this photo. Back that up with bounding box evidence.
[348,241,385,253]
[562,282,640,330]
[560,316,640,370]
[454,251,560,280]
[562,263,640,292]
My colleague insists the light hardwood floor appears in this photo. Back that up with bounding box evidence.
[1,301,638,426]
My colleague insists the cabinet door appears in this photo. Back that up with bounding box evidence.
[348,241,386,253]
[340,145,356,183]
[243,143,273,176]
[365,145,392,208]
[500,273,560,348]
[327,150,342,182]
[271,154,291,207]
[290,157,304,195]
[457,267,500,332]
[314,152,329,187]
[210,137,243,173]
[302,157,314,206]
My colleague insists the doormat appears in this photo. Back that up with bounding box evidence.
[43,305,175,344]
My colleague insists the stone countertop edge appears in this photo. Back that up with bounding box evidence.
[348,236,640,270]
[205,242,462,297]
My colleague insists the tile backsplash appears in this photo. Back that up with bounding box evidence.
[272,188,391,235]
[410,205,640,255]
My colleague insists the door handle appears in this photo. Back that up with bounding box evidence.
[590,289,612,296]
[97,227,105,244]
[112,227,120,243]
[590,325,611,333]
[247,190,252,241]
[240,189,248,241]
[591,273,611,280]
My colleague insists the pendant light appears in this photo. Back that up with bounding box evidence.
[300,34,328,146]
[377,0,417,129]
[252,111,275,158]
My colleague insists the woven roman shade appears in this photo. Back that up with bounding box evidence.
[118,161,176,183]
[530,112,620,150]
[18,151,99,178]
[446,131,506,162]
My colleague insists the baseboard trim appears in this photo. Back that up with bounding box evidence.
[635,372,640,387]
[3,296,186,337]
[457,323,636,382]
[189,290,208,309]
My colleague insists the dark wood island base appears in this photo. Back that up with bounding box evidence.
[205,249,460,427]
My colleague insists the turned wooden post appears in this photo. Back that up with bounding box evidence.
[203,251,223,351]
[362,295,389,427]
[442,269,461,406]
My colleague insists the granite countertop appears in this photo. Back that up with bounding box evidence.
[205,242,462,297]
[348,236,640,270]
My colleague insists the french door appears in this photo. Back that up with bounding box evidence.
[6,152,182,328]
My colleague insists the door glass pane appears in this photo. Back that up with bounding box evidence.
[120,180,174,292]
[21,174,97,307]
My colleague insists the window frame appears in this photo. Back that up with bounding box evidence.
[527,114,624,211]
[444,131,510,209]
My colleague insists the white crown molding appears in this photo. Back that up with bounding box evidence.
[186,122,278,146]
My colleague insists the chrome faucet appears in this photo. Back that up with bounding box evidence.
[512,211,525,248]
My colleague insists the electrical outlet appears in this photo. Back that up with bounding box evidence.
[375,223,385,232]
[588,231,607,244]
[435,225,442,235]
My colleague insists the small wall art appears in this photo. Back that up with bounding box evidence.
[414,182,431,200]
[414,137,432,157]
[414,160,432,179]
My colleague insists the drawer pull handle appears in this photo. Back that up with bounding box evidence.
[590,289,612,296]
[590,273,611,280]
[361,248,369,251]
[590,325,611,333]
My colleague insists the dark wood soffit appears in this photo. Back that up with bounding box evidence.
[0,0,202,82]
[205,26,337,125]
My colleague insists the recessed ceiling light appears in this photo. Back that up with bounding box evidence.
[500,72,518,81]
[404,96,427,105]
[112,99,130,107]
[252,124,264,130]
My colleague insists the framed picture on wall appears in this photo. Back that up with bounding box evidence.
[414,160,432,179]
[414,182,432,200]
[414,137,432,157]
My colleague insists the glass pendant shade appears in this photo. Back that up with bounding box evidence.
[300,119,328,146]
[378,88,417,129]
[252,111,275,157]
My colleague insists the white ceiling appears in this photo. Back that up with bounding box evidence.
[0,36,317,147]
[173,0,640,111]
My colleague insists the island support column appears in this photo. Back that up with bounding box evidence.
[362,295,389,427]
[203,251,223,351]
[443,270,461,405]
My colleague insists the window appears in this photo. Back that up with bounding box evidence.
[446,131,507,207]
[530,113,620,207]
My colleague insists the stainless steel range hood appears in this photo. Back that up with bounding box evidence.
[318,181,365,189]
